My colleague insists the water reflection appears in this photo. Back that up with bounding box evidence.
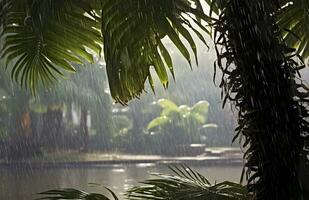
[0,164,242,200]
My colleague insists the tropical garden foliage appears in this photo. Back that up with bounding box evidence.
[1,0,309,199]
[146,98,217,154]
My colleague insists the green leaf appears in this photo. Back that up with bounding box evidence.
[101,0,210,104]
[190,112,206,123]
[192,100,209,114]
[1,0,102,92]
[278,0,309,59]
[147,116,169,130]
[126,165,252,200]
[157,98,178,110]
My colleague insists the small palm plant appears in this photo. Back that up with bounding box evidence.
[36,165,251,200]
[127,165,252,200]
[146,99,217,154]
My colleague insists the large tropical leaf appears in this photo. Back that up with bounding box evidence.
[101,0,211,104]
[0,0,211,103]
[0,0,102,91]
[127,165,252,200]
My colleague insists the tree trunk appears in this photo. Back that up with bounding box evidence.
[21,111,32,137]
[42,108,63,149]
[8,110,33,159]
[80,107,89,152]
[129,102,144,152]
[66,103,73,124]
[216,0,307,199]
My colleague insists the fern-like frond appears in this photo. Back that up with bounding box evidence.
[36,187,118,200]
[0,0,102,91]
[127,165,252,200]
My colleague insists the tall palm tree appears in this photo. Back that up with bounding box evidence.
[212,1,309,199]
[1,0,309,199]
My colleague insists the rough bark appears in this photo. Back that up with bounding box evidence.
[215,0,308,199]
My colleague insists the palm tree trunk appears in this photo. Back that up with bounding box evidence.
[80,107,89,152]
[216,0,307,199]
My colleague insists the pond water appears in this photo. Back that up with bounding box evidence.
[0,163,242,200]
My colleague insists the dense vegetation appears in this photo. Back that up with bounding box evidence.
[1,0,309,199]
[0,57,233,159]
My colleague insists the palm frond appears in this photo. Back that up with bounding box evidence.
[1,0,212,102]
[36,187,118,200]
[278,0,309,58]
[0,0,102,91]
[102,0,211,104]
[126,165,251,200]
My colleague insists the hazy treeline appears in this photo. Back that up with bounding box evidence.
[0,46,237,159]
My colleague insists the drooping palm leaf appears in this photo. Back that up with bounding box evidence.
[1,0,308,101]
[0,0,211,103]
[101,0,211,104]
[126,165,252,200]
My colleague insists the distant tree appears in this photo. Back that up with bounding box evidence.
[35,62,113,151]
[0,61,113,154]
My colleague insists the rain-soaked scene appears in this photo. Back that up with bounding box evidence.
[0,1,308,200]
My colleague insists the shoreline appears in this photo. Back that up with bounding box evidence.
[0,156,243,169]
[0,147,244,168]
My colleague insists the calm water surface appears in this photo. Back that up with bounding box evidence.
[0,164,242,200]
